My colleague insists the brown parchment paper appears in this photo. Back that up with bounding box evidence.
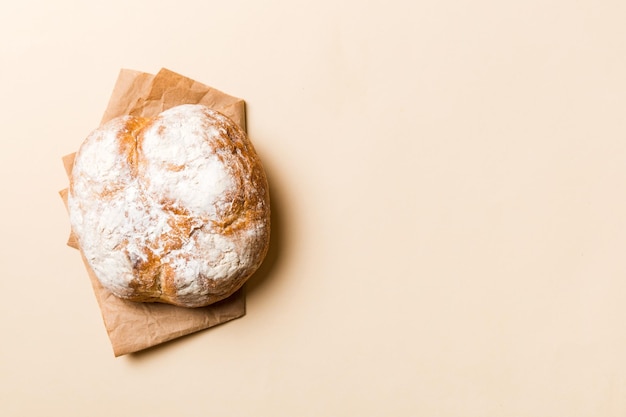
[59,68,248,356]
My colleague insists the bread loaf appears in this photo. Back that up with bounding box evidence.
[68,104,270,308]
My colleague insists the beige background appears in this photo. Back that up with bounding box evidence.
[2,0,626,415]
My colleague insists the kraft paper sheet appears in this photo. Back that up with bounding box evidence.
[59,68,248,356]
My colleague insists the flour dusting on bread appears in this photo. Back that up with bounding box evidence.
[68,104,270,307]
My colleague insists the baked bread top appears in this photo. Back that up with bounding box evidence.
[68,104,270,308]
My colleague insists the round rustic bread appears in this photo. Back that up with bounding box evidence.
[68,104,270,308]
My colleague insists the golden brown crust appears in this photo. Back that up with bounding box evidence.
[68,105,270,308]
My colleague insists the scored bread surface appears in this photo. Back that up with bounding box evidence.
[68,104,270,308]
